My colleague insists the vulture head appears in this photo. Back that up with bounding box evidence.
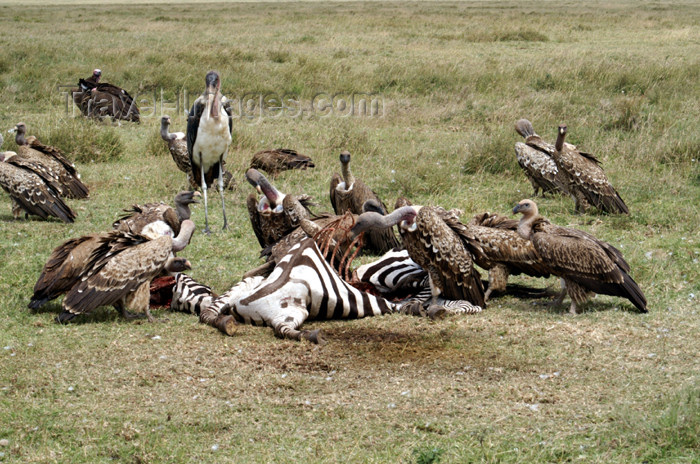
[362,199,386,214]
[204,70,222,119]
[160,115,172,139]
[555,124,567,151]
[246,168,284,212]
[512,199,538,217]
[8,122,27,145]
[93,69,102,82]
[339,150,351,165]
[174,191,201,221]
[164,257,192,273]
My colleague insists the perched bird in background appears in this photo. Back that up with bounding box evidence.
[160,115,196,188]
[249,148,314,178]
[9,122,89,200]
[513,199,645,314]
[514,118,568,197]
[0,146,76,223]
[187,71,232,233]
[330,150,399,254]
[58,220,197,323]
[73,68,140,123]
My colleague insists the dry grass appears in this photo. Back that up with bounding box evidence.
[0,1,699,462]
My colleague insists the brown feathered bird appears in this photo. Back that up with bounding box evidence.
[73,69,140,123]
[513,199,645,313]
[514,119,568,197]
[112,191,201,236]
[160,115,196,188]
[9,123,89,200]
[58,219,196,323]
[0,149,76,223]
[330,151,399,254]
[463,212,552,300]
[552,124,629,214]
[391,198,485,309]
[245,168,316,249]
[249,148,314,178]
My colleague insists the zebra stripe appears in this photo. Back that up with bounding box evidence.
[355,248,428,295]
[170,273,214,315]
[200,238,401,341]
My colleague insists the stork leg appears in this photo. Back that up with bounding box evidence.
[200,153,211,235]
[218,162,228,230]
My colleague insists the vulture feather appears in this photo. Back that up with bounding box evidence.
[58,220,196,323]
[73,69,140,123]
[112,191,201,236]
[249,148,315,177]
[390,198,485,308]
[0,150,76,223]
[459,211,552,300]
[329,151,399,254]
[160,115,196,188]
[187,70,233,233]
[514,119,568,197]
[513,199,646,313]
[9,122,89,199]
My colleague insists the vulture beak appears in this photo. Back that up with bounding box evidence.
[191,191,202,203]
[512,204,520,214]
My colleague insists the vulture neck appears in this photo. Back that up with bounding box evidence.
[14,128,27,146]
[516,208,539,240]
[172,220,196,252]
[351,206,416,238]
[341,162,355,188]
[259,178,283,208]
[160,120,174,141]
[555,129,567,152]
[175,201,193,222]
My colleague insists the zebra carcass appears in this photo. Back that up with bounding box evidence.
[173,238,447,343]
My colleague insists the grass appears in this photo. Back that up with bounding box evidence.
[0,0,699,462]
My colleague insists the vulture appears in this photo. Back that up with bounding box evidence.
[383,198,485,309]
[112,190,201,236]
[249,148,315,178]
[513,199,646,313]
[58,219,196,323]
[245,168,316,249]
[9,123,89,200]
[160,115,196,188]
[187,70,233,233]
[73,69,140,123]
[552,124,629,214]
[458,212,553,300]
[329,150,399,254]
[29,232,109,309]
[0,149,76,223]
[514,119,568,197]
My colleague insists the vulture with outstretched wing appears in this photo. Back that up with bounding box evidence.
[58,220,196,323]
[513,199,645,313]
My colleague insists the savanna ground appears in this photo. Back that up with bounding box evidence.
[0,1,699,462]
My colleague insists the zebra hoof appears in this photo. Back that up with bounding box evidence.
[302,329,325,345]
[427,305,447,320]
[215,315,236,336]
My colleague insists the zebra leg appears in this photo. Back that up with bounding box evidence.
[269,302,323,344]
[199,297,236,336]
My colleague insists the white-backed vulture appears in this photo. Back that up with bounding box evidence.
[552,124,629,214]
[58,220,196,323]
[160,115,196,188]
[514,119,568,197]
[513,199,646,313]
[9,123,89,200]
[249,148,315,178]
[330,150,399,254]
[73,69,140,123]
[0,150,76,223]
[388,198,485,309]
[112,191,201,236]
[245,168,316,249]
[187,70,233,233]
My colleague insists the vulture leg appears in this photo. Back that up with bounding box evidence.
[200,153,211,235]
[426,274,448,320]
[218,162,228,230]
[485,265,509,301]
[115,301,146,321]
